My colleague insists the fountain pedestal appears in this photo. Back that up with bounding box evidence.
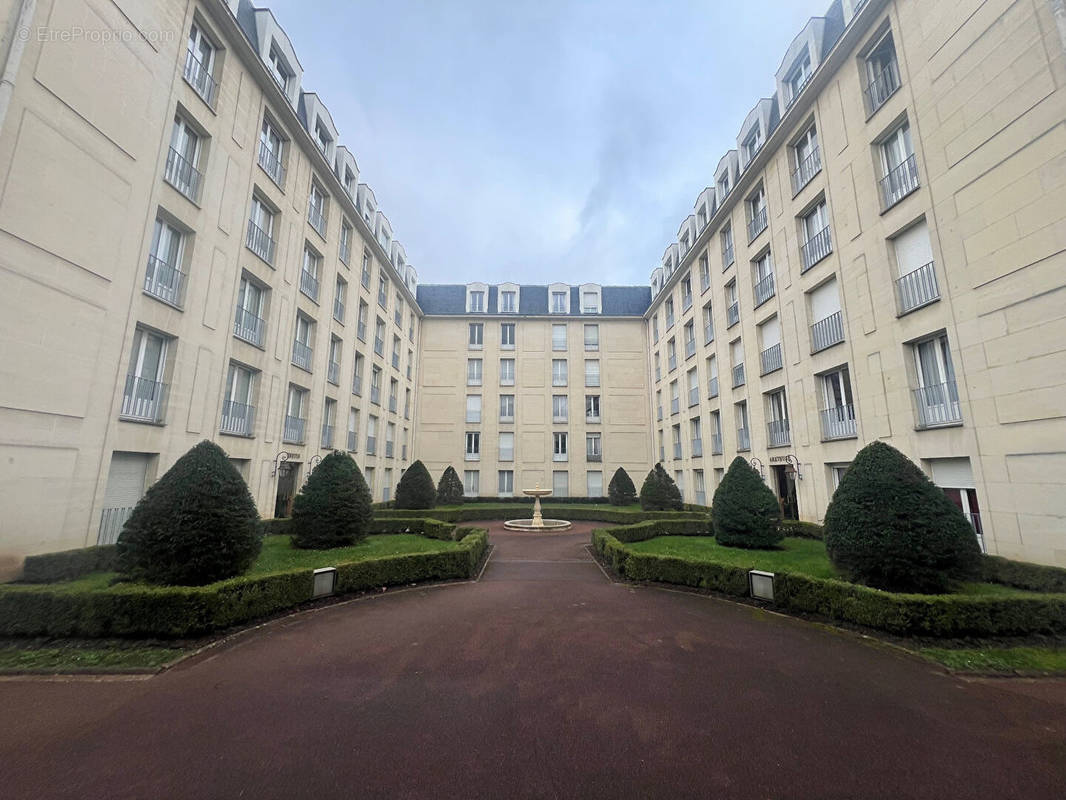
[504,485,572,531]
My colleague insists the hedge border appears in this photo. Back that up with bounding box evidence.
[0,531,488,639]
[591,527,1066,638]
[21,545,118,583]
[372,505,709,525]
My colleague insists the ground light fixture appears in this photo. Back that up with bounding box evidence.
[312,567,337,598]
[749,569,775,602]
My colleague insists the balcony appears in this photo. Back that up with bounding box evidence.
[880,153,920,210]
[299,269,319,302]
[691,438,703,458]
[727,302,740,328]
[182,49,216,105]
[711,433,723,455]
[791,147,822,195]
[220,400,254,436]
[811,311,845,353]
[820,404,857,440]
[673,443,682,460]
[292,340,313,371]
[386,441,394,458]
[234,306,265,347]
[144,255,186,308]
[333,298,345,323]
[722,243,735,269]
[896,261,940,315]
[370,386,381,405]
[327,360,340,385]
[347,430,357,452]
[685,339,696,359]
[732,363,745,388]
[366,436,377,455]
[688,386,699,407]
[914,381,963,428]
[308,203,327,237]
[864,58,901,115]
[737,427,751,452]
[760,343,782,375]
[587,452,602,463]
[120,375,167,423]
[768,419,791,447]
[321,424,335,449]
[246,219,275,265]
[747,207,768,242]
[374,337,384,357]
[257,141,285,187]
[753,273,775,307]
[800,226,832,272]
[708,376,719,398]
[670,397,680,415]
[164,147,203,203]
[283,415,306,445]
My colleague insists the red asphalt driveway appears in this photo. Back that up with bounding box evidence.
[1,521,1064,799]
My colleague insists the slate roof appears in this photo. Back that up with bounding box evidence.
[415,285,652,317]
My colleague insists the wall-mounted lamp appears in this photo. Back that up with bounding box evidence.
[783,454,803,481]
[272,451,292,477]
[749,457,765,479]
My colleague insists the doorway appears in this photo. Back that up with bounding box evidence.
[772,464,799,521]
[274,463,300,518]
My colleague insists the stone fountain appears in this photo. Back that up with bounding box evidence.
[503,484,572,531]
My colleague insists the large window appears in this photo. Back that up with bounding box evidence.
[500,358,515,386]
[586,433,602,462]
[184,22,217,104]
[552,324,567,351]
[551,291,568,313]
[234,276,265,346]
[584,360,600,387]
[552,359,567,387]
[499,394,515,422]
[122,328,169,423]
[864,31,901,114]
[467,358,483,386]
[463,470,480,497]
[585,394,600,423]
[258,118,285,187]
[879,122,918,209]
[500,290,517,313]
[913,334,961,428]
[820,368,856,440]
[552,395,568,423]
[465,431,481,460]
[584,324,599,351]
[800,201,832,271]
[553,432,568,462]
[785,47,813,105]
[498,470,514,497]
[283,385,307,444]
[165,116,203,202]
[468,322,484,349]
[468,290,485,312]
[587,470,603,497]
[499,432,515,462]
[501,322,516,349]
[146,218,187,307]
[792,125,820,194]
[466,394,482,424]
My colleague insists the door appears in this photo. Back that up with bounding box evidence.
[99,453,150,544]
[274,463,300,518]
[772,465,799,521]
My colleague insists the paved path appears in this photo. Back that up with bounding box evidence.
[2,522,1064,799]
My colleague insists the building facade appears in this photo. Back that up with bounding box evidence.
[0,0,1064,576]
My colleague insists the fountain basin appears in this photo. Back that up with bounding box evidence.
[503,518,573,532]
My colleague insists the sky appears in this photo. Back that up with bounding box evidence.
[269,0,828,287]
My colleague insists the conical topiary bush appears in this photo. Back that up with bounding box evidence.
[394,460,436,509]
[608,467,637,506]
[291,451,372,549]
[824,441,982,593]
[116,440,261,585]
[436,466,465,505]
[639,464,683,511]
[712,456,782,548]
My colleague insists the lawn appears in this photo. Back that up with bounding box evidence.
[0,642,185,672]
[920,646,1066,674]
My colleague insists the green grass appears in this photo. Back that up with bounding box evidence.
[921,646,1066,674]
[0,643,185,672]
[627,536,842,579]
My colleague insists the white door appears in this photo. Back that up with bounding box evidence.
[99,453,150,544]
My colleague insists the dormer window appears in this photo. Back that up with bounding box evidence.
[743,125,763,164]
[268,43,292,92]
[786,48,813,105]
[314,120,331,158]
[718,174,731,197]
[697,205,707,231]
[500,290,517,313]
[582,292,598,314]
[363,201,375,226]
[469,290,485,313]
[343,166,356,197]
[680,232,690,256]
[551,291,568,314]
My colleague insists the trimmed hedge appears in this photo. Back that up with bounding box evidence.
[597,519,711,544]
[259,519,292,537]
[981,555,1066,594]
[0,531,488,639]
[779,520,825,540]
[372,505,709,525]
[591,528,1066,638]
[367,517,458,541]
[21,545,118,584]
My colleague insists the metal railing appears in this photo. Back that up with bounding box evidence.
[320,424,334,449]
[392,352,400,369]
[257,141,285,187]
[768,419,791,447]
[896,261,940,315]
[914,381,963,428]
[668,354,677,371]
[587,452,602,463]
[665,313,675,328]
[711,433,723,454]
[737,427,751,451]
[760,343,782,375]
[682,293,693,311]
[370,386,381,405]
[753,273,775,307]
[292,340,313,370]
[366,436,377,455]
[374,336,384,357]
[347,430,357,452]
[308,203,327,236]
[183,49,216,104]
[727,302,740,327]
[97,506,134,545]
[747,207,768,241]
[791,147,822,195]
[120,375,167,423]
[144,255,186,307]
[685,339,696,359]
[708,376,719,398]
[722,242,735,268]
[811,311,845,353]
[357,320,367,341]
[670,397,680,415]
[333,298,345,323]
[864,58,901,114]
[389,396,397,413]
[673,444,683,460]
[164,147,202,202]
[220,400,254,436]
[704,323,714,345]
[800,226,832,271]
[691,438,703,457]
[283,415,306,444]
[299,269,319,301]
[246,219,275,264]
[732,363,745,388]
[327,360,340,385]
[880,153,919,209]
[820,404,856,440]
[234,306,265,346]
[689,386,699,407]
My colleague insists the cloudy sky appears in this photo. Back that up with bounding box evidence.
[269,0,827,286]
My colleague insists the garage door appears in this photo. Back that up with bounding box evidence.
[98,452,150,544]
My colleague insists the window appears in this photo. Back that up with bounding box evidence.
[385,422,396,457]
[665,298,675,328]
[785,47,813,104]
[693,469,706,505]
[165,116,203,202]
[364,466,375,493]
[465,431,481,460]
[299,245,320,302]
[551,291,568,313]
[582,291,599,314]
[702,303,714,345]
[742,124,763,164]
[587,470,603,497]
[552,359,567,386]
[652,315,660,343]
[499,394,515,422]
[468,322,484,349]
[366,414,378,454]
[667,338,677,372]
[791,125,820,194]
[347,408,359,452]
[370,366,382,405]
[736,401,750,451]
[707,355,719,398]
[468,290,485,312]
[586,433,602,462]
[339,221,352,265]
[809,280,844,352]
[314,120,332,159]
[308,183,328,236]
[356,301,369,341]
[675,471,685,501]
[333,278,347,323]
[467,358,483,386]
[121,328,169,424]
[717,173,731,199]
[234,276,266,346]
[586,394,600,423]
[747,187,768,241]
[726,281,740,327]
[553,470,569,497]
[292,314,314,371]
[753,251,775,307]
[466,395,482,423]
[672,424,683,460]
[500,358,515,386]
[327,336,342,385]
[553,432,569,462]
[829,463,851,492]
[283,385,307,444]
[258,118,285,187]
[391,335,401,370]
[361,250,372,288]
[892,220,939,314]
[552,324,567,351]
[321,398,337,448]
[800,201,832,271]
[498,470,514,497]
[687,367,699,407]
[552,395,568,423]
[499,432,515,462]
[500,290,517,313]
[681,275,693,309]
[267,42,292,91]
[879,122,918,209]
[821,367,856,440]
[690,417,703,457]
[584,324,599,351]
[670,380,680,415]
[913,333,961,427]
[699,255,710,292]
[721,225,735,269]
[864,31,901,114]
[584,359,600,387]
[145,217,187,307]
[464,470,480,497]
[683,322,696,359]
[767,389,791,447]
[374,317,386,357]
[731,339,745,388]
[352,353,364,396]
[501,322,516,349]
[184,22,217,104]
[378,276,389,308]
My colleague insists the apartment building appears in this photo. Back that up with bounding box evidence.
[646,0,1066,566]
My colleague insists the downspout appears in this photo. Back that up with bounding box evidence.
[0,0,37,134]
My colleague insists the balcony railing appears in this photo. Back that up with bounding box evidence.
[257,141,285,187]
[587,452,602,463]
[704,323,714,345]
[670,398,680,415]
[299,269,319,301]
[366,436,377,455]
[896,261,940,315]
[711,433,723,455]
[753,273,775,307]
[864,58,901,115]
[308,203,327,236]
[357,320,367,341]
[791,147,822,195]
[246,219,276,265]
[722,242,735,268]
[334,298,345,323]
[97,506,134,546]
[727,302,740,328]
[685,339,696,359]
[327,360,340,385]
[292,340,313,371]
[321,424,334,449]
[691,438,703,458]
[374,337,384,357]
[820,404,857,440]
[732,363,745,388]
[708,376,719,398]
[233,306,265,346]
[283,415,306,444]
[220,400,254,436]
[164,147,203,203]
[810,311,845,353]
[370,386,381,405]
[914,381,963,428]
[120,375,167,423]
[657,407,663,421]
[389,397,397,413]
[668,354,677,372]
[666,313,675,329]
[144,255,186,307]
[800,226,832,272]
[760,343,782,375]
[682,293,693,311]
[880,153,920,210]
[747,207,768,241]
[347,430,357,452]
[352,373,362,396]
[737,427,751,452]
[183,49,216,105]
[688,386,699,407]
[673,444,682,460]
[768,419,791,447]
